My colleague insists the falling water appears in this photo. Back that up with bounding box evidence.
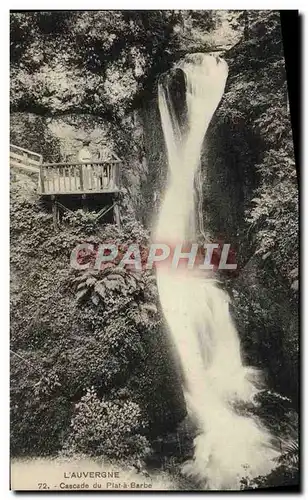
[155,54,278,490]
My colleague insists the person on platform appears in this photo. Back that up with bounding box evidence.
[77,140,92,190]
[77,139,92,163]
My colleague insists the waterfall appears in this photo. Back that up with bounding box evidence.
[155,54,278,490]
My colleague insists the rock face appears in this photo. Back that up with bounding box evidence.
[10,112,118,162]
[46,115,116,161]
[135,101,167,228]
[10,112,61,161]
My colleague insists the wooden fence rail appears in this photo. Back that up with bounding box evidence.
[39,161,121,195]
[10,144,122,196]
[10,144,42,174]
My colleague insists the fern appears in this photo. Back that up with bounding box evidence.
[72,265,160,328]
[276,439,299,469]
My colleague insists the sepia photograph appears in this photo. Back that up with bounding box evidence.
[9,9,299,491]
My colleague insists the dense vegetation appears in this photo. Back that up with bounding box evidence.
[10,179,186,458]
[216,12,298,405]
[10,10,298,489]
[10,11,216,118]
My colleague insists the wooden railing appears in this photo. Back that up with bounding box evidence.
[10,144,42,174]
[39,161,121,195]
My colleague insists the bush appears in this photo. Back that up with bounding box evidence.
[66,388,151,459]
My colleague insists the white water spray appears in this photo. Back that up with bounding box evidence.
[155,54,278,490]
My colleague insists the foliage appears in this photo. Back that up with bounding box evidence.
[230,270,298,402]
[239,401,299,491]
[66,387,151,459]
[277,439,299,470]
[240,438,299,490]
[213,11,299,405]
[10,11,216,119]
[247,150,298,289]
[218,11,298,289]
[10,180,185,457]
[73,266,159,327]
[10,113,61,161]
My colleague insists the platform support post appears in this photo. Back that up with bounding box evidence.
[114,202,121,228]
[82,193,88,212]
[51,195,59,229]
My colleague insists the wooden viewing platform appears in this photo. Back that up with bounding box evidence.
[10,144,122,195]
[10,143,123,226]
[39,160,121,195]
